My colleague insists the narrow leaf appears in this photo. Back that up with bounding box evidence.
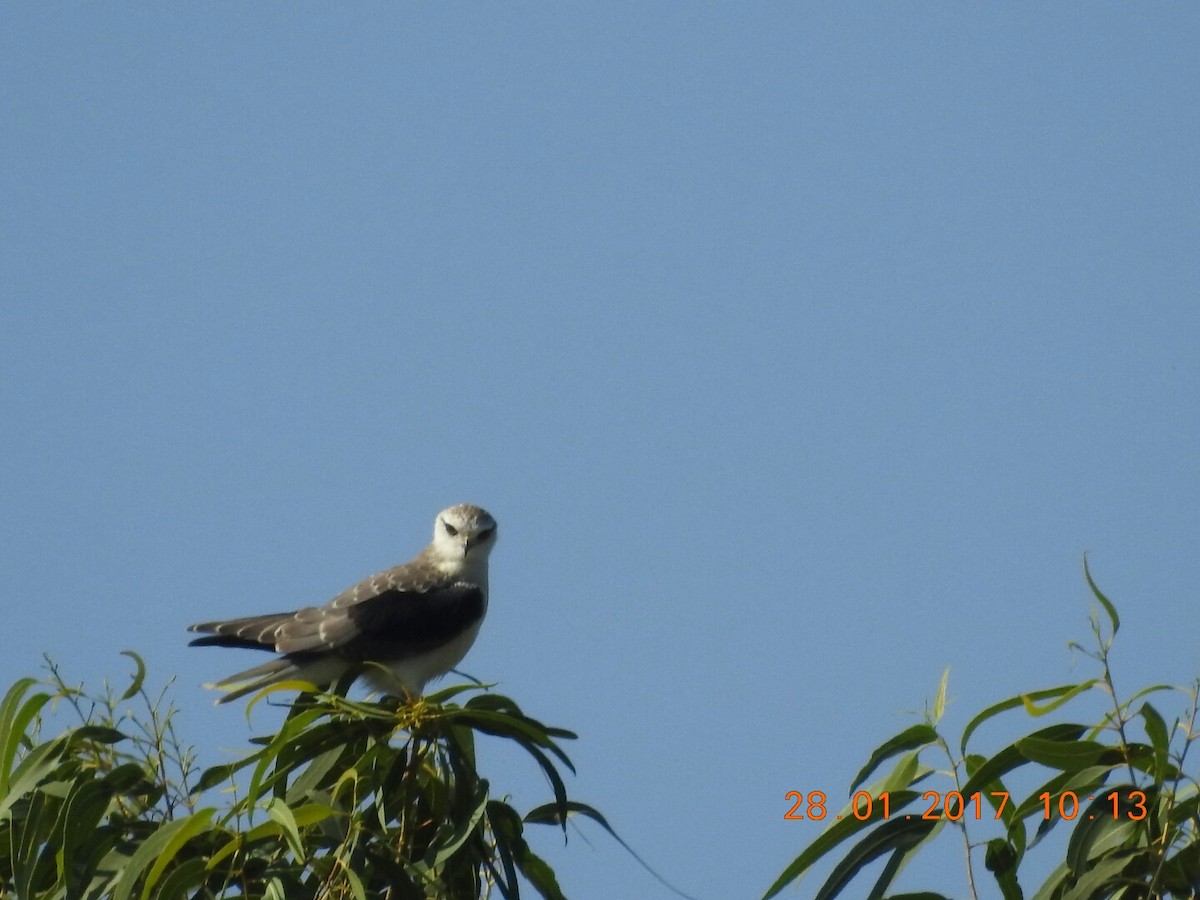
[1020,681,1101,717]
[761,791,922,899]
[1059,849,1137,899]
[932,668,950,723]
[0,736,69,820]
[525,800,702,900]
[960,724,1088,798]
[849,725,938,794]
[61,777,117,896]
[341,863,367,900]
[961,684,1096,755]
[106,807,215,900]
[119,650,147,701]
[814,816,941,900]
[0,680,51,793]
[516,846,567,900]
[984,838,1022,900]
[426,780,490,868]
[266,797,306,860]
[1014,737,1114,771]
[1082,554,1119,636]
[1064,797,1138,875]
[1139,702,1169,782]
[151,857,208,900]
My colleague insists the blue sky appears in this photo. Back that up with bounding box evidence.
[3,5,1198,897]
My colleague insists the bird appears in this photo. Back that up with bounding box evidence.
[188,503,497,705]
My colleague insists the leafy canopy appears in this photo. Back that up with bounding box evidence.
[0,662,613,900]
[765,559,1200,900]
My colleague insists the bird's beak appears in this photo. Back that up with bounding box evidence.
[461,536,474,557]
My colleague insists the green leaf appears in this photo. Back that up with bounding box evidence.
[525,742,571,832]
[873,751,932,795]
[1139,702,1169,782]
[0,678,51,793]
[1029,859,1071,900]
[1084,554,1118,638]
[1014,737,1115,770]
[119,650,147,701]
[836,752,932,825]
[484,795,569,900]
[1013,765,1115,823]
[931,668,950,723]
[247,678,324,711]
[139,808,217,900]
[150,856,209,900]
[1020,681,1102,717]
[488,800,524,897]
[1159,840,1200,892]
[517,846,567,900]
[70,725,128,746]
[12,786,57,900]
[1082,554,1119,636]
[1059,849,1138,899]
[962,762,1029,862]
[1064,796,1139,875]
[341,863,368,900]
[960,724,1088,799]
[463,694,579,745]
[0,735,69,820]
[103,761,160,796]
[107,807,215,900]
[455,708,576,773]
[761,790,922,899]
[424,681,497,705]
[266,796,306,860]
[193,753,263,794]
[425,779,489,868]
[865,829,932,900]
[61,777,118,896]
[961,685,1096,755]
[285,745,347,805]
[245,707,325,806]
[1167,788,1200,829]
[1121,682,1176,707]
[465,692,523,712]
[813,816,942,900]
[849,725,938,794]
[525,800,702,900]
[984,838,1023,900]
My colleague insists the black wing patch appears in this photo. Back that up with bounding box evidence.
[339,584,485,660]
[189,633,270,651]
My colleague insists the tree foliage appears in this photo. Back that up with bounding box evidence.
[765,560,1200,899]
[0,661,603,900]
[8,561,1195,899]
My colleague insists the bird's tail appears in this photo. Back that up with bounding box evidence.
[205,658,301,705]
[203,654,352,705]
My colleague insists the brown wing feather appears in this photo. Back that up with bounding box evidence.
[189,555,469,655]
[188,612,298,649]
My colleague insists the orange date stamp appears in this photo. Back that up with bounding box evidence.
[785,790,1148,822]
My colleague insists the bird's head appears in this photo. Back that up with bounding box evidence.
[431,504,498,569]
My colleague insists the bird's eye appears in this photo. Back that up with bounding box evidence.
[443,522,459,536]
[478,526,495,540]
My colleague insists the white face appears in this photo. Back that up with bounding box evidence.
[431,504,498,564]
